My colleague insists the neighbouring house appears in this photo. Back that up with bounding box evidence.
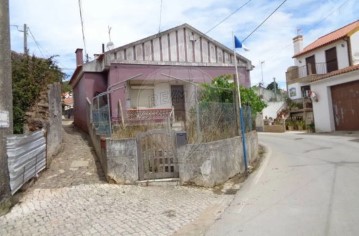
[286,20,359,132]
[62,92,73,119]
[253,86,286,132]
[70,23,253,133]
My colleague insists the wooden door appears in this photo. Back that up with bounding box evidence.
[331,80,359,130]
[305,55,316,75]
[325,47,338,73]
[171,85,186,121]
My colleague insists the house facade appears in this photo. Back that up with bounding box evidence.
[70,23,253,132]
[286,20,359,132]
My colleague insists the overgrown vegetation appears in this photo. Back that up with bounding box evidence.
[12,52,65,133]
[187,75,267,143]
[201,75,267,114]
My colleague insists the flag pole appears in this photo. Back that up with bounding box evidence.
[233,32,248,173]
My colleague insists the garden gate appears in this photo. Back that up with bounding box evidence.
[137,129,179,180]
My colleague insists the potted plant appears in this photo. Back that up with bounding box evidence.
[297,120,305,130]
[286,120,294,131]
[307,122,315,133]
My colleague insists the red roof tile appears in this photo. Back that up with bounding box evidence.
[294,20,359,57]
[63,97,73,106]
[311,64,359,82]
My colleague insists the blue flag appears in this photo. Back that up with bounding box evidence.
[234,36,242,49]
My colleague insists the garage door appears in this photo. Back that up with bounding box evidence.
[331,80,359,131]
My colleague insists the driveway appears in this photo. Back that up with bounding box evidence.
[0,122,233,236]
[206,131,359,236]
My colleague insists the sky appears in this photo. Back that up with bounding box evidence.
[9,0,359,89]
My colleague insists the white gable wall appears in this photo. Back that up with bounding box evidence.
[350,31,359,65]
[295,39,350,72]
[311,70,359,132]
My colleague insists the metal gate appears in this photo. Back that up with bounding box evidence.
[137,130,179,180]
[331,80,359,131]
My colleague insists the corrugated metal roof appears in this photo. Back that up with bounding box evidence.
[294,20,359,58]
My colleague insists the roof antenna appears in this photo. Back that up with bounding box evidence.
[158,0,163,33]
[107,25,114,50]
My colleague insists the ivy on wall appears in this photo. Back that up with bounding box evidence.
[11,52,65,134]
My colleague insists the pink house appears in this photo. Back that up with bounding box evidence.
[70,23,253,132]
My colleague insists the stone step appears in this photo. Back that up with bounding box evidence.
[172,121,185,131]
[136,178,180,187]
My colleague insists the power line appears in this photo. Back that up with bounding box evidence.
[28,27,45,57]
[258,0,352,64]
[205,0,252,35]
[242,0,287,42]
[78,0,88,61]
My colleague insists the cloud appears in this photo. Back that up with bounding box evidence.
[9,0,359,87]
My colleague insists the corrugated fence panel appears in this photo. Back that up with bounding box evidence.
[6,130,46,195]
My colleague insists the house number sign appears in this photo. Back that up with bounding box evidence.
[0,110,10,128]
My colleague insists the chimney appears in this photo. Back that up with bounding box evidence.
[293,35,303,55]
[75,48,83,66]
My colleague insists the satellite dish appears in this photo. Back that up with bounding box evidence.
[107,41,114,50]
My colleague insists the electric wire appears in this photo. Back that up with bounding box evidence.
[205,0,252,35]
[242,0,287,43]
[28,27,45,57]
[256,0,353,67]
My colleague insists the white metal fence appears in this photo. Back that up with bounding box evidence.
[6,130,46,194]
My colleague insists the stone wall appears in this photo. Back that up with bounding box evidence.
[263,124,285,133]
[178,131,258,187]
[24,82,63,167]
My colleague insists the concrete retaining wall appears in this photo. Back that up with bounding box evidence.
[106,139,138,184]
[46,83,63,167]
[178,131,258,187]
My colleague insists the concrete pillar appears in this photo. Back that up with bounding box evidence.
[0,0,13,215]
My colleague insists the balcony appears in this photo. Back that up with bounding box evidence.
[286,62,329,84]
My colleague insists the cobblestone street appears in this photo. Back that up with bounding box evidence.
[0,122,234,235]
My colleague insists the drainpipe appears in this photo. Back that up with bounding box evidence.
[345,37,353,66]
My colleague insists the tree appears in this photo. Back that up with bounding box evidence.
[266,81,279,92]
[240,86,267,115]
[200,74,267,114]
[201,74,234,103]
[12,53,65,133]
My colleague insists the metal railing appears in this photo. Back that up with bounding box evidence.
[287,62,328,81]
[127,107,173,123]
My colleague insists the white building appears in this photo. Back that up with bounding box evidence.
[286,20,359,132]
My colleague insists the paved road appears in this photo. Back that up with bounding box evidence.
[206,132,359,236]
[0,122,233,236]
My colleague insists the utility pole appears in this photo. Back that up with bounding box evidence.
[0,0,13,215]
[23,24,28,54]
